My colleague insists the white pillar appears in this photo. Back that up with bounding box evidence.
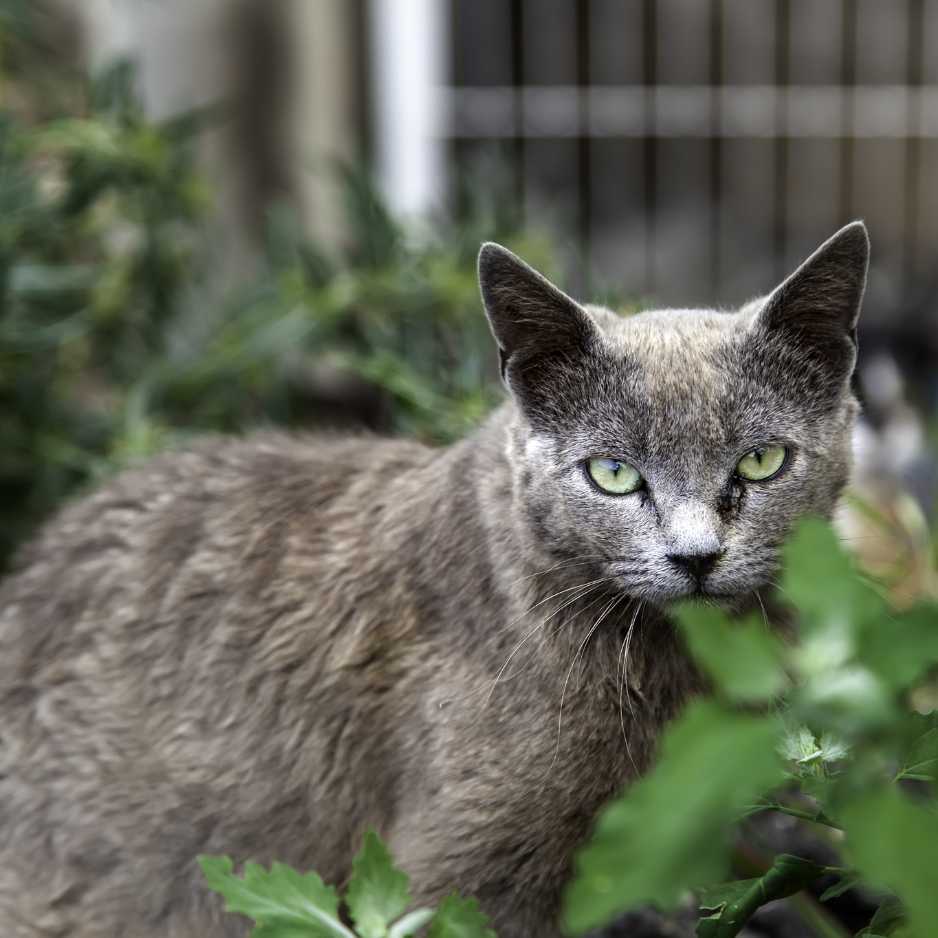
[368,0,449,218]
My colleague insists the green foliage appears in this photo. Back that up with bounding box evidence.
[564,701,784,932]
[673,604,787,703]
[200,831,494,938]
[564,518,938,937]
[0,43,551,570]
[425,896,496,938]
[200,856,347,938]
[346,832,411,938]
[696,855,828,938]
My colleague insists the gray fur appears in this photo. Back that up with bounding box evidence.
[0,223,868,937]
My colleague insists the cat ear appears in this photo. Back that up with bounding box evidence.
[478,243,599,389]
[755,221,869,364]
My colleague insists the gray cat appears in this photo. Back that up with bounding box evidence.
[0,222,869,937]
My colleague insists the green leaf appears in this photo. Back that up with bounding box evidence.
[858,604,938,691]
[856,896,906,936]
[198,856,352,938]
[674,605,788,703]
[781,725,822,763]
[346,831,412,938]
[839,787,938,938]
[427,895,496,938]
[782,519,865,630]
[563,701,784,933]
[795,665,897,736]
[697,879,759,913]
[896,723,938,783]
[782,520,884,681]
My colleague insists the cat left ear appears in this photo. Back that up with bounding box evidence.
[756,221,869,362]
[478,243,599,385]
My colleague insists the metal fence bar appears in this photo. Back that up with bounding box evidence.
[839,0,857,226]
[709,0,723,295]
[904,0,924,288]
[773,0,790,281]
[576,0,592,266]
[642,0,657,294]
[442,0,934,309]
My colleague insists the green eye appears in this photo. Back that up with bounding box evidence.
[736,445,787,481]
[586,457,643,495]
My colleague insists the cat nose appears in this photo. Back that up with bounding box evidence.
[666,551,722,580]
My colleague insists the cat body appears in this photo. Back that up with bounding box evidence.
[0,224,869,937]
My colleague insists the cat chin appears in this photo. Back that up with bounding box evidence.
[617,581,758,615]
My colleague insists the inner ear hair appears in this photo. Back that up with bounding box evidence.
[758,220,870,349]
[477,242,598,380]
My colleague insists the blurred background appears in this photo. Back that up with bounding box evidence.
[2,2,938,935]
[2,0,936,575]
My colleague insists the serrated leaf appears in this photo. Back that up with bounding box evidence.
[563,701,784,933]
[674,605,787,703]
[818,732,850,764]
[427,895,496,938]
[839,788,938,938]
[346,831,411,938]
[199,856,350,938]
[781,726,818,763]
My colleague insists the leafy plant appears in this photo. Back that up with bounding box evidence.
[200,831,494,938]
[0,32,551,571]
[564,518,938,938]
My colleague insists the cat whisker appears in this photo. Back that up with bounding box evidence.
[502,556,607,590]
[615,602,638,773]
[489,575,616,639]
[754,589,770,630]
[618,600,644,774]
[548,593,626,776]
[477,578,613,713]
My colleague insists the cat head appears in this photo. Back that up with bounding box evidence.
[479,223,869,606]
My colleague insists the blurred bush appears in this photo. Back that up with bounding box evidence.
[0,7,554,570]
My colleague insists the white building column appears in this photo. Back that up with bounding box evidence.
[368,0,449,219]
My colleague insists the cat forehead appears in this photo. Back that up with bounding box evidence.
[591,304,754,358]
[553,302,813,449]
[590,305,759,394]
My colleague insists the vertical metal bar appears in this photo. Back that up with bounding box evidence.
[510,0,526,224]
[773,0,790,280]
[839,0,857,224]
[904,0,924,291]
[709,0,724,297]
[642,0,657,295]
[445,0,463,219]
[576,0,592,280]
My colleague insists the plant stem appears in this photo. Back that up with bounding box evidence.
[750,802,841,830]
[697,854,828,938]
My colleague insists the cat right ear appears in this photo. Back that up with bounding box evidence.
[754,221,869,372]
[478,243,599,397]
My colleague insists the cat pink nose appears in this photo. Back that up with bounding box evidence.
[666,551,722,580]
